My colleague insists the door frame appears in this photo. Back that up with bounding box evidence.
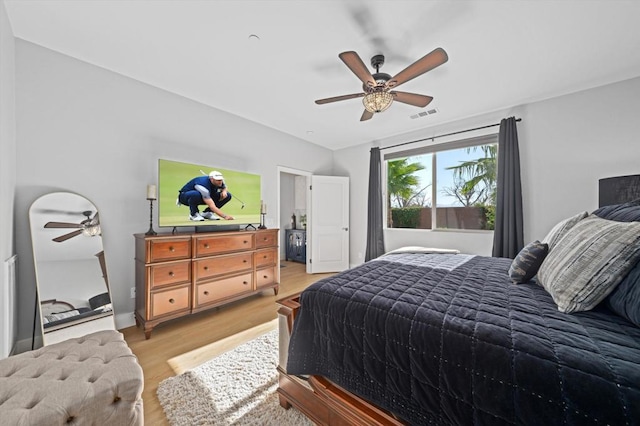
[277,166,312,272]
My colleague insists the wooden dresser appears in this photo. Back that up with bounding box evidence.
[134,228,279,339]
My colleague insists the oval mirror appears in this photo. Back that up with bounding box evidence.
[29,192,115,346]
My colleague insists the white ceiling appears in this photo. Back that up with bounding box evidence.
[5,0,640,151]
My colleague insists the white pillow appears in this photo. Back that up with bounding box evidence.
[537,215,640,313]
[385,246,460,255]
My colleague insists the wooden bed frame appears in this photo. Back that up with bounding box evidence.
[276,294,407,426]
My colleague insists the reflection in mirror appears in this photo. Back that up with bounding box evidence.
[30,192,115,346]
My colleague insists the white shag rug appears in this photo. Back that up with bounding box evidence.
[157,329,312,426]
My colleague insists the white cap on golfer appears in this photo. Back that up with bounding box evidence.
[209,171,224,180]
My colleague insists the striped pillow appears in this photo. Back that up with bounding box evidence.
[537,214,640,313]
[541,211,588,251]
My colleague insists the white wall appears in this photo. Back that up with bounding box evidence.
[10,37,640,346]
[37,259,105,308]
[13,40,334,343]
[334,76,640,264]
[0,0,16,357]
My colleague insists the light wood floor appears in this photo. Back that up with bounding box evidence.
[122,261,335,426]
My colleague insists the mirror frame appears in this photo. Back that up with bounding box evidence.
[29,191,115,346]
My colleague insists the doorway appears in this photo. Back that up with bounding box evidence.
[277,167,350,274]
[277,166,312,273]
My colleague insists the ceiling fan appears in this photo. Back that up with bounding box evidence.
[315,47,448,121]
[44,210,101,243]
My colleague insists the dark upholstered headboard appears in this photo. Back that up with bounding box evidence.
[599,174,640,207]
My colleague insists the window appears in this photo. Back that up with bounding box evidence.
[385,134,498,231]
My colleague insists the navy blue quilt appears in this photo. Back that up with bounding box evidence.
[286,253,640,425]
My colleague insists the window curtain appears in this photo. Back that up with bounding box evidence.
[492,117,524,258]
[365,147,385,261]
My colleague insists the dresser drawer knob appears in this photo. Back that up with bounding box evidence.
[243,259,247,263]
[263,255,267,259]
[243,281,249,285]
[263,275,268,279]
[169,298,175,304]
[169,271,174,277]
[244,240,248,244]
[203,266,209,271]
[204,243,209,249]
[204,290,210,296]
[169,246,175,252]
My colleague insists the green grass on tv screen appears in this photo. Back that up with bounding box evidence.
[158,159,261,227]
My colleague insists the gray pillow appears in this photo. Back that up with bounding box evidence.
[509,240,549,284]
[593,198,640,221]
[592,199,640,326]
[537,214,640,313]
[604,259,640,327]
[541,211,588,251]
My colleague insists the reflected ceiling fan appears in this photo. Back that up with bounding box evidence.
[315,47,448,121]
[44,210,101,242]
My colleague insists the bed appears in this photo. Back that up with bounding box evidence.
[41,292,113,331]
[278,194,640,425]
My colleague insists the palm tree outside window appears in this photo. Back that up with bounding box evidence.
[385,134,498,231]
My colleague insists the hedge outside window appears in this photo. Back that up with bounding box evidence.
[385,134,498,231]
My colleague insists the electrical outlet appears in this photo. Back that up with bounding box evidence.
[130,287,136,299]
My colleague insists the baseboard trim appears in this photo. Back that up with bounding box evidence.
[115,311,136,330]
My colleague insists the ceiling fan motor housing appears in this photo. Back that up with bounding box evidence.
[363,73,391,92]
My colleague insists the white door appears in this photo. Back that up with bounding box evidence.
[308,175,349,273]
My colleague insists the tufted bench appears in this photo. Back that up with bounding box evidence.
[0,330,143,425]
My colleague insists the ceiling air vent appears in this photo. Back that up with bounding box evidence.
[410,108,439,120]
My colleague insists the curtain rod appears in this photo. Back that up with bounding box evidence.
[379,118,522,151]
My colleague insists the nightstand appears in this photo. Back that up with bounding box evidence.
[285,229,306,264]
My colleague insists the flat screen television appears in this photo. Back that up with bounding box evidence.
[158,159,261,229]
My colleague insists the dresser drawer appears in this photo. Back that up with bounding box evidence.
[194,252,253,281]
[149,260,191,289]
[151,286,190,318]
[255,230,277,248]
[256,266,277,288]
[195,233,255,256]
[195,272,253,306]
[254,248,277,268]
[149,238,191,262]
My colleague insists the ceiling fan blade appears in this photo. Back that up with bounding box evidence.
[387,47,448,89]
[91,212,100,225]
[391,91,434,108]
[52,229,83,243]
[44,222,84,229]
[339,51,376,87]
[315,93,365,105]
[360,110,374,121]
[34,209,86,216]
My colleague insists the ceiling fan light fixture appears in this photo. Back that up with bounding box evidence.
[82,225,101,237]
[363,91,393,113]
